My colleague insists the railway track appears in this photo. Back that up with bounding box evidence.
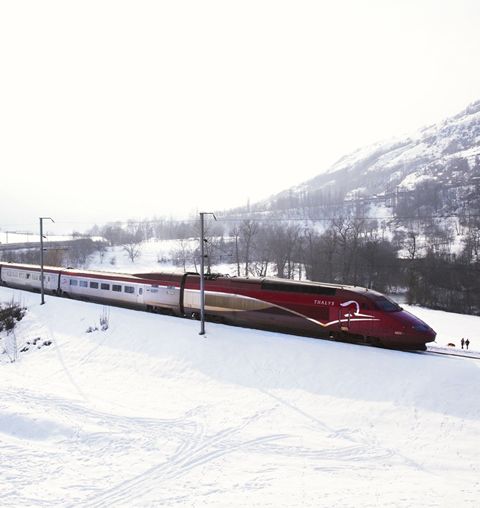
[421,345,480,360]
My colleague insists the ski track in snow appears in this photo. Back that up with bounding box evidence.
[257,388,427,473]
[79,411,284,508]
[0,384,434,507]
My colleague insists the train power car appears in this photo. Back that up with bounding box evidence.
[0,262,436,350]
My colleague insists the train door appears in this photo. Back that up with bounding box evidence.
[338,300,359,332]
[145,284,179,310]
[338,299,373,342]
[137,286,144,305]
[163,286,179,307]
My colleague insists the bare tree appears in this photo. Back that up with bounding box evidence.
[98,243,107,264]
[231,225,242,276]
[462,226,480,263]
[171,239,194,271]
[123,241,142,263]
[250,228,272,277]
[266,223,301,279]
[240,220,259,276]
[405,231,418,260]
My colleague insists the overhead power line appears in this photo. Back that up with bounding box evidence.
[1,215,480,231]
[2,211,480,231]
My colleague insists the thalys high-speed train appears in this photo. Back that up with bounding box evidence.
[0,262,436,350]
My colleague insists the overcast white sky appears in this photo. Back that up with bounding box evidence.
[1,0,480,234]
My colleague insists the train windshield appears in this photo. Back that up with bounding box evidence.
[372,295,402,312]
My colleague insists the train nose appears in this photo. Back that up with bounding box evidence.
[412,322,436,342]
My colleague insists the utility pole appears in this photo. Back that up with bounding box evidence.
[40,217,55,305]
[199,212,216,335]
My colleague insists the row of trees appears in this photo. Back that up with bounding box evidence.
[167,217,480,314]
[88,218,197,245]
[2,216,479,314]
[0,238,103,267]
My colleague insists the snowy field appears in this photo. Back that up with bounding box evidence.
[0,231,76,245]
[1,286,480,507]
[87,238,228,275]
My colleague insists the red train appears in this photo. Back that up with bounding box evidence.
[0,262,436,350]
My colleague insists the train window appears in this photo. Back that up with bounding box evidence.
[69,279,78,286]
[79,280,88,288]
[372,296,401,312]
[112,284,121,292]
[261,280,336,296]
[101,283,110,290]
[90,282,99,289]
[124,286,134,294]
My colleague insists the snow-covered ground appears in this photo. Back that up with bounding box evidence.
[1,286,479,507]
[89,238,196,274]
[88,238,243,277]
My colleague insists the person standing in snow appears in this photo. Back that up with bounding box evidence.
[461,338,465,349]
[465,339,470,350]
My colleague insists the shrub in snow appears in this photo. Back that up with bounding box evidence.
[18,337,52,353]
[0,299,26,333]
[86,308,110,333]
[99,307,110,331]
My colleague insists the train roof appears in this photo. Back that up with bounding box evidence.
[0,262,64,272]
[0,262,144,281]
[0,263,383,297]
[260,276,374,295]
[63,267,142,280]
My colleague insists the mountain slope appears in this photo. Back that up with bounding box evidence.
[249,100,480,218]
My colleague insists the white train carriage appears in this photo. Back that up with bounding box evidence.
[60,270,146,307]
[0,262,184,313]
[59,271,183,312]
[0,263,60,292]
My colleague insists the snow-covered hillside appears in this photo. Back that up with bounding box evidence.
[243,99,480,221]
[325,100,480,179]
[1,286,479,507]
